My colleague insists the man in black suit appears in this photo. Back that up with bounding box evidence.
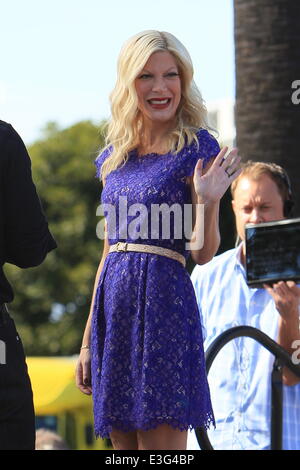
[0,121,57,450]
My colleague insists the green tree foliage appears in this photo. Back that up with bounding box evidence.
[5,120,106,355]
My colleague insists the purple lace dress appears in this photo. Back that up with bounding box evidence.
[91,129,219,438]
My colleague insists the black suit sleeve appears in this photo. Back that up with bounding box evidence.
[3,125,57,268]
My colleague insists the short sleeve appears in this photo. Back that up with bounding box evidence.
[94,146,112,179]
[185,129,220,177]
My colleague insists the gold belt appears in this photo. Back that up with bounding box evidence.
[109,242,186,268]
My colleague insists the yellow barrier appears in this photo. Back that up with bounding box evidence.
[27,356,111,450]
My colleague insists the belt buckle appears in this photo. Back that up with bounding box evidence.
[116,242,128,252]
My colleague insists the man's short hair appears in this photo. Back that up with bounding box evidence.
[230,161,292,207]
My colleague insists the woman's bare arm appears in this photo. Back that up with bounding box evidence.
[76,221,110,394]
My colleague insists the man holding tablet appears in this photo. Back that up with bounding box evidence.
[188,161,300,450]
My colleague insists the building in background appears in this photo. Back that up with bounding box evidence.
[207,98,235,149]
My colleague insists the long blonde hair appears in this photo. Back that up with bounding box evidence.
[100,30,209,183]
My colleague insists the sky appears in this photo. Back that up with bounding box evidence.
[1,0,235,144]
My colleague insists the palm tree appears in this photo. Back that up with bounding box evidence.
[234,0,300,215]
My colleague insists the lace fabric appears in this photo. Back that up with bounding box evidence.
[91,129,219,438]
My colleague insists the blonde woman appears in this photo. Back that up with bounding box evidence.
[76,30,241,450]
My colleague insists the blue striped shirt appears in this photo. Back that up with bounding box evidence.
[188,245,300,450]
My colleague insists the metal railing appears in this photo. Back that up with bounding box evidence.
[195,326,300,450]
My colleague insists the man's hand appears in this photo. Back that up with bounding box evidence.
[264,280,300,386]
[263,281,300,319]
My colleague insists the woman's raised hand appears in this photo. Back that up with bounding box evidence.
[193,147,242,204]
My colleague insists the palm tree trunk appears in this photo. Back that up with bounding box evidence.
[234,0,300,215]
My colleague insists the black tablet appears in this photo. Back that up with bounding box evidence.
[245,217,300,288]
